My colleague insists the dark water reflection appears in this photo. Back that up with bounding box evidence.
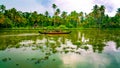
[0,29,120,68]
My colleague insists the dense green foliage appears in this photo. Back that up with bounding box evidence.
[0,4,120,28]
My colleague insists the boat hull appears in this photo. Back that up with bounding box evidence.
[38,31,71,34]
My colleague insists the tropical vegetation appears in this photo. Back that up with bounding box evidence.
[0,4,120,29]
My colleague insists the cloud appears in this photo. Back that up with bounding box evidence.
[53,0,120,16]
[0,0,120,16]
[0,0,46,13]
[93,0,114,12]
[53,0,94,14]
[36,0,51,6]
[93,0,120,16]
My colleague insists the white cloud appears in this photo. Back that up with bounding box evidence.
[53,0,94,14]
[53,0,120,16]
[1,0,120,16]
[1,0,46,13]
[93,0,120,16]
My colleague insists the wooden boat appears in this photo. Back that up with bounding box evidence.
[38,31,71,34]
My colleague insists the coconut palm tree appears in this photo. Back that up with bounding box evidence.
[117,8,120,13]
[56,8,60,16]
[115,8,120,27]
[99,5,105,27]
[52,4,57,15]
[52,4,57,26]
[99,5,105,15]
[116,8,120,17]
[61,11,67,18]
[61,11,67,25]
[45,11,49,17]
[92,5,101,28]
[93,5,99,18]
[0,5,6,13]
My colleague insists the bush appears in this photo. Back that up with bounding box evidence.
[57,25,68,29]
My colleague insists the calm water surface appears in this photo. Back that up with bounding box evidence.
[0,29,120,68]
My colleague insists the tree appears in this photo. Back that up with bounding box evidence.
[79,12,84,26]
[56,8,60,16]
[0,5,6,13]
[61,11,67,25]
[114,8,120,28]
[61,11,67,19]
[45,11,49,17]
[0,13,5,25]
[99,5,105,28]
[0,4,119,28]
[52,4,57,15]
[116,8,120,17]
[91,5,105,28]
[69,11,80,27]
[117,8,120,13]
[99,5,105,15]
[52,4,57,26]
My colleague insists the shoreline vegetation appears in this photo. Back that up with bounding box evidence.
[0,26,120,33]
[0,27,120,30]
[0,4,120,29]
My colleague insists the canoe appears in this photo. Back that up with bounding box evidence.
[38,31,71,34]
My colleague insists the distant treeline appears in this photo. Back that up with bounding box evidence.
[0,4,120,28]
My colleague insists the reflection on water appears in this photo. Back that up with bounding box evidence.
[1,33,39,37]
[0,29,120,68]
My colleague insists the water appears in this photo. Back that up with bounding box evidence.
[0,29,120,68]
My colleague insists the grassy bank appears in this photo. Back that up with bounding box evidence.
[0,27,120,31]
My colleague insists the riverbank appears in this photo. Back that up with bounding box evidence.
[0,27,120,31]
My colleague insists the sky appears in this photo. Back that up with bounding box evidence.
[0,0,120,16]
